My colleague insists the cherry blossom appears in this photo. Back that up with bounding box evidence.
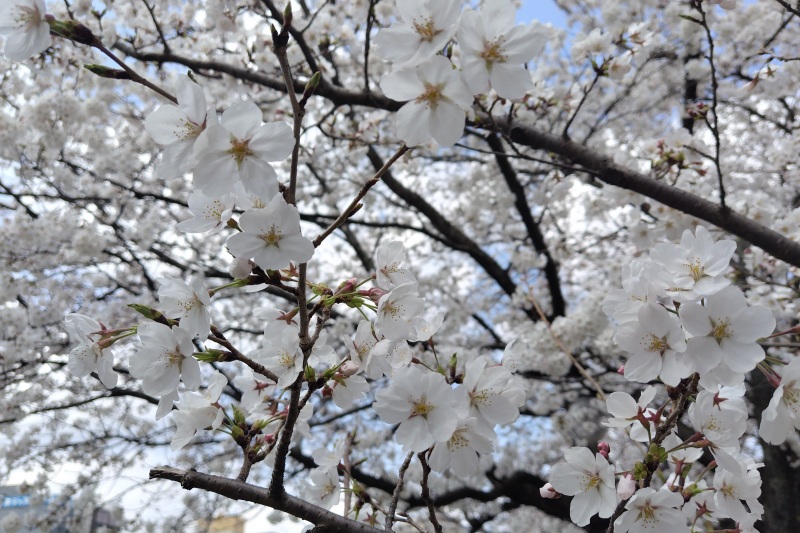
[650,226,736,301]
[680,285,775,381]
[145,76,210,179]
[305,467,340,510]
[372,365,460,452]
[156,276,212,339]
[64,313,118,388]
[462,356,524,433]
[380,55,473,147]
[615,303,689,386]
[0,0,50,61]
[375,282,425,341]
[193,101,293,197]
[759,357,800,444]
[129,322,201,397]
[372,0,460,67]
[548,447,617,527]
[176,191,235,234]
[171,371,228,450]
[374,240,416,290]
[226,195,315,271]
[456,0,548,99]
[614,488,689,533]
[428,417,494,475]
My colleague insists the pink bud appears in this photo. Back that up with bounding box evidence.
[539,482,560,499]
[337,278,358,294]
[597,442,611,460]
[617,365,625,375]
[617,474,636,500]
[360,287,386,303]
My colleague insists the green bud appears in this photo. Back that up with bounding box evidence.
[304,365,316,382]
[232,405,246,426]
[632,461,648,481]
[128,304,163,321]
[230,425,244,439]
[49,19,99,46]
[83,64,131,80]
[194,350,226,363]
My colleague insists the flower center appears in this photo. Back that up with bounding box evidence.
[410,395,434,417]
[638,502,656,522]
[228,137,253,167]
[412,17,437,42]
[480,40,507,65]
[645,333,668,352]
[687,257,704,282]
[416,83,443,108]
[167,349,184,367]
[260,225,282,246]
[711,318,731,342]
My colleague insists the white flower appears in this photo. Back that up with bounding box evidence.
[193,101,293,197]
[232,368,275,412]
[617,474,636,501]
[615,303,689,386]
[650,226,736,300]
[305,467,340,510]
[170,371,227,449]
[372,0,460,67]
[662,432,703,466]
[759,357,800,444]
[254,328,311,389]
[343,320,381,377]
[0,0,50,61]
[176,191,235,234]
[372,365,459,452]
[713,464,763,523]
[374,240,416,290]
[64,313,118,388]
[157,276,212,339]
[375,282,425,341]
[680,286,775,380]
[428,417,494,475]
[456,0,548,98]
[380,55,473,147]
[608,53,633,80]
[604,385,657,432]
[312,438,347,470]
[129,322,201,396]
[226,195,315,271]
[462,356,523,434]
[602,260,669,324]
[548,447,617,527]
[614,488,689,533]
[329,373,370,409]
[145,76,210,179]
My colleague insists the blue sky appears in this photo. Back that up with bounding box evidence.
[518,1,568,27]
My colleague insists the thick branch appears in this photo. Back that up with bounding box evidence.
[149,466,380,533]
[499,119,800,268]
[485,133,565,317]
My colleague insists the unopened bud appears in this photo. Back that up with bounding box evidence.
[598,441,611,460]
[617,474,636,500]
[340,361,360,377]
[361,287,386,303]
[539,482,560,499]
[336,277,358,295]
[49,19,99,46]
[84,64,131,80]
[321,384,333,398]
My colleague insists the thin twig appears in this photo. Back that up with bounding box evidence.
[525,291,607,401]
[385,452,414,531]
[313,144,408,247]
[417,453,443,533]
[94,42,177,103]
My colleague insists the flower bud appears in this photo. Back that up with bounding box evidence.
[617,474,636,500]
[539,482,560,499]
[361,287,386,303]
[340,361,360,377]
[598,441,611,460]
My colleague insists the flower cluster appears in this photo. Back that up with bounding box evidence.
[375,0,548,146]
[545,226,779,531]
